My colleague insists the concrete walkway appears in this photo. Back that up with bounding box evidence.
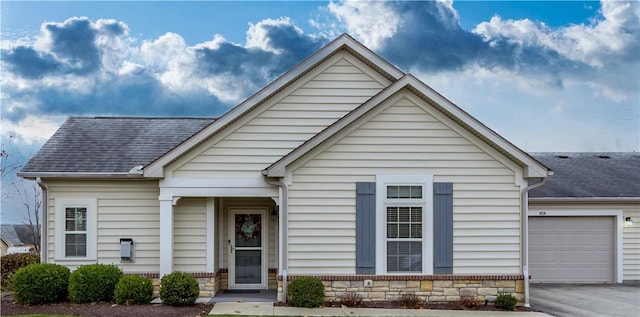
[209,302,553,316]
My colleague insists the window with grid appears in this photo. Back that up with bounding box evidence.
[386,185,423,273]
[65,207,87,257]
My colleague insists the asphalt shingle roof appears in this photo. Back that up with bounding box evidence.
[21,117,214,174]
[21,118,640,200]
[530,152,640,198]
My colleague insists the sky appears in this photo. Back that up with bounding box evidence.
[1,0,639,223]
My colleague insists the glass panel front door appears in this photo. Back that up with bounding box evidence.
[231,212,264,287]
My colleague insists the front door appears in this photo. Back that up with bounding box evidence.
[228,208,267,289]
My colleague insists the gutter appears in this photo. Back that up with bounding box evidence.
[529,197,640,203]
[18,172,145,179]
[263,176,289,303]
[521,176,549,307]
[36,177,48,263]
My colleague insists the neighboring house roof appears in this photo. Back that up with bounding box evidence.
[20,117,213,178]
[530,153,640,199]
[1,224,37,246]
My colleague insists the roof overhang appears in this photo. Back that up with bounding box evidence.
[264,74,550,179]
[143,34,405,178]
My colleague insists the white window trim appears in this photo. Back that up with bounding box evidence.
[55,198,97,261]
[375,175,433,275]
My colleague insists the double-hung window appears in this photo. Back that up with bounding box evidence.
[55,198,97,260]
[376,175,433,275]
[64,207,87,257]
[386,185,423,272]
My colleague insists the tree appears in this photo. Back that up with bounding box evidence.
[1,134,22,181]
[2,133,41,250]
[13,180,42,250]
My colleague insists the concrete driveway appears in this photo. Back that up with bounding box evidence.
[530,283,640,317]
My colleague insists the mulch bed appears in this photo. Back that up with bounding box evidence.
[2,293,535,316]
[2,294,213,317]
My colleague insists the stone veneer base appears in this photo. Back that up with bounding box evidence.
[133,269,278,298]
[276,275,525,304]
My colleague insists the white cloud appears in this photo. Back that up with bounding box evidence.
[435,0,460,28]
[473,1,639,68]
[140,32,188,72]
[1,115,64,145]
[326,0,400,50]
[246,17,303,54]
[414,66,639,152]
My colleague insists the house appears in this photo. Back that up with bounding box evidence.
[1,224,38,256]
[23,34,632,306]
[528,153,639,283]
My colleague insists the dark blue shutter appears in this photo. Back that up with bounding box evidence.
[433,182,453,274]
[356,182,376,274]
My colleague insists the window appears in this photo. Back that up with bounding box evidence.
[376,175,433,275]
[55,198,97,260]
[386,186,423,272]
[64,207,87,257]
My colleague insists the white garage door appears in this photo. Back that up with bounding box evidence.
[529,216,615,283]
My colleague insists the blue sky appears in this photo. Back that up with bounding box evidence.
[1,1,639,223]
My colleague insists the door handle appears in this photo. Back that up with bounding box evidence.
[229,240,234,253]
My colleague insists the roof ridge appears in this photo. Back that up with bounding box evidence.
[91,116,217,120]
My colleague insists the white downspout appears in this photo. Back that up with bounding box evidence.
[264,176,288,303]
[36,177,48,263]
[521,176,548,307]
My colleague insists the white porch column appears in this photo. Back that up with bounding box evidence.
[206,198,215,272]
[159,197,174,277]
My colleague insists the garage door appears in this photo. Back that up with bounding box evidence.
[529,216,615,283]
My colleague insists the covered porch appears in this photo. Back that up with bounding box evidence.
[158,191,282,296]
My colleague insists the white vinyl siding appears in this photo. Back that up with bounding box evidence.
[174,198,207,272]
[529,201,640,281]
[169,51,389,179]
[47,180,160,273]
[287,93,523,275]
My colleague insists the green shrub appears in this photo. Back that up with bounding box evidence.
[68,264,123,303]
[1,253,40,289]
[12,263,69,305]
[495,292,518,311]
[159,272,199,306]
[287,276,325,308]
[114,275,154,305]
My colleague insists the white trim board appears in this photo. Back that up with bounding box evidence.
[528,209,624,283]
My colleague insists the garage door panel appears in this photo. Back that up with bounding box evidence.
[530,216,615,283]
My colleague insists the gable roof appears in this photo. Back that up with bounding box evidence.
[530,152,640,199]
[19,117,213,178]
[142,34,405,178]
[263,74,550,179]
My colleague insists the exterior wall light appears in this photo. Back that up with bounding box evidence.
[271,207,279,222]
[624,217,633,228]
